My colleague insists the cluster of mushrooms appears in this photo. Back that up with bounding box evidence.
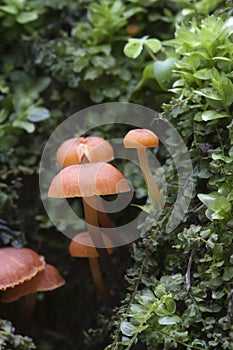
[48,128,161,303]
[0,128,161,309]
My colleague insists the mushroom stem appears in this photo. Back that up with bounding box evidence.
[137,148,162,204]
[22,293,37,326]
[88,258,116,305]
[83,196,124,292]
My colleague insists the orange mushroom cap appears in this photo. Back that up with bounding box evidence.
[56,136,114,168]
[69,231,113,258]
[1,264,65,303]
[124,129,159,149]
[0,247,45,291]
[48,162,130,198]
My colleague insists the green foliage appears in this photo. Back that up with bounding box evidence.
[0,319,35,349]
[1,0,233,349]
[99,10,233,350]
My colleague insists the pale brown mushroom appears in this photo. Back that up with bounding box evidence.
[69,231,115,304]
[56,136,114,168]
[124,129,162,203]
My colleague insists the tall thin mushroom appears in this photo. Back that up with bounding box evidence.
[124,129,162,204]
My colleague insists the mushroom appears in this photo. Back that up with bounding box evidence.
[0,247,45,291]
[123,128,162,204]
[48,162,130,291]
[56,136,114,168]
[56,136,115,230]
[69,231,116,304]
[1,264,65,303]
[0,247,65,325]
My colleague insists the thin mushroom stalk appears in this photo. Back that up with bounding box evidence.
[137,148,162,204]
[88,257,116,305]
[69,231,116,305]
[22,293,37,327]
[124,128,163,205]
[83,195,125,292]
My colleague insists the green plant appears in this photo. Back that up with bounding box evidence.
[85,13,233,350]
[0,319,35,349]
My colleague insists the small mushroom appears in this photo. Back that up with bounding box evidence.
[124,128,162,204]
[56,136,114,168]
[56,136,115,230]
[0,247,65,326]
[0,247,45,291]
[69,231,115,304]
[1,264,65,303]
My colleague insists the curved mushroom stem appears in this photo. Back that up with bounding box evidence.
[137,148,162,204]
[83,195,124,292]
[88,258,116,305]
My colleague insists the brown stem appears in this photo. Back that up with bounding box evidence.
[97,199,132,257]
[21,293,37,327]
[137,148,162,204]
[89,258,116,305]
[83,196,124,295]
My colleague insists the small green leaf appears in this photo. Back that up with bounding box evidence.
[153,57,177,91]
[158,315,180,325]
[26,107,50,122]
[145,39,161,53]
[212,153,233,163]
[223,266,233,281]
[12,120,35,133]
[201,110,230,121]
[164,296,176,314]
[124,39,143,59]
[193,68,212,80]
[16,11,39,24]
[212,56,232,63]
[120,321,136,337]
[0,5,18,15]
[194,89,221,101]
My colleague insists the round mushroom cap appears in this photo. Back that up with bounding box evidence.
[69,231,113,258]
[1,264,65,303]
[124,129,159,149]
[56,136,114,168]
[48,162,130,198]
[0,247,45,291]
